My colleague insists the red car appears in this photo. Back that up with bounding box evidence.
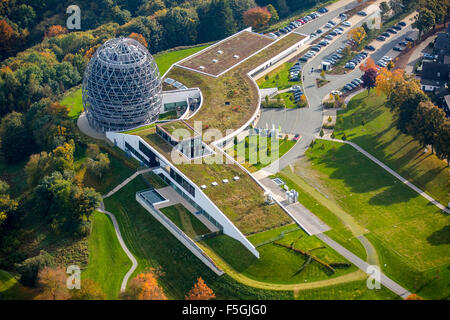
[297,19,305,24]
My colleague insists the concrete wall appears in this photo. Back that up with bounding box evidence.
[136,193,224,275]
[106,131,260,258]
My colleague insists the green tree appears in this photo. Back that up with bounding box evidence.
[229,0,257,28]
[410,101,446,152]
[267,4,279,24]
[413,8,436,39]
[160,7,199,48]
[435,119,450,165]
[379,2,390,19]
[199,0,237,42]
[275,0,290,18]
[0,112,35,163]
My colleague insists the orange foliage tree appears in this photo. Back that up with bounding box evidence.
[122,269,167,300]
[359,57,376,72]
[185,277,216,300]
[36,266,70,300]
[348,26,367,46]
[406,293,424,300]
[0,19,15,51]
[45,25,68,38]
[70,279,106,300]
[129,32,148,48]
[375,68,404,98]
[243,7,272,29]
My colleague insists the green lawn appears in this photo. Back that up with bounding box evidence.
[257,62,299,90]
[154,44,209,76]
[229,135,296,172]
[60,86,83,119]
[302,139,450,299]
[294,279,400,300]
[273,92,305,109]
[0,270,35,299]
[83,211,131,300]
[103,176,293,299]
[335,91,450,206]
[202,225,358,285]
[160,204,211,238]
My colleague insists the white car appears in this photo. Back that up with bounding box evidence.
[335,28,343,34]
[325,23,333,28]
[342,21,352,27]
[382,56,392,62]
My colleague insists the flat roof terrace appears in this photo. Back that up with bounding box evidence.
[157,120,199,141]
[132,128,292,234]
[177,30,274,77]
[166,32,306,135]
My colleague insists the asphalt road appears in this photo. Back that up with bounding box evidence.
[257,15,418,174]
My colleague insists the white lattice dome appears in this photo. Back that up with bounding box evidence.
[82,38,162,132]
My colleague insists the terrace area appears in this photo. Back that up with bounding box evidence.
[177,31,274,77]
[164,32,307,136]
[131,128,292,234]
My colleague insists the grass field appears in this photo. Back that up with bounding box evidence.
[202,225,358,285]
[82,211,131,300]
[335,91,450,205]
[300,139,449,299]
[103,176,294,299]
[256,62,298,90]
[0,270,35,299]
[228,135,296,172]
[160,204,211,238]
[154,44,210,76]
[60,86,83,119]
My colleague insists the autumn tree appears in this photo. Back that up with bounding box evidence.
[0,20,16,56]
[70,279,106,300]
[361,68,378,95]
[243,7,271,29]
[348,26,367,46]
[375,68,404,99]
[406,293,424,300]
[36,266,70,300]
[45,25,68,38]
[129,32,148,47]
[185,277,215,300]
[0,179,17,227]
[122,270,167,300]
[359,57,376,72]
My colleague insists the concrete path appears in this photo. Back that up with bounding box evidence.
[284,202,331,235]
[103,168,153,199]
[405,35,437,74]
[98,203,138,293]
[317,233,411,298]
[323,137,450,214]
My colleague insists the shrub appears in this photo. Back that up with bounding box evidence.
[16,250,56,287]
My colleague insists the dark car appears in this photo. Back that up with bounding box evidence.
[398,21,406,26]
[398,41,407,46]
[279,28,287,34]
[329,31,338,36]
[393,46,402,52]
[357,11,367,16]
[382,32,391,37]
[365,45,375,51]
[311,46,321,52]
[405,36,415,42]
[392,25,402,31]
[275,31,281,37]
[387,28,397,34]
[377,35,386,41]
[317,29,323,34]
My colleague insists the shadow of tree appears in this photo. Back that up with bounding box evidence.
[427,225,450,246]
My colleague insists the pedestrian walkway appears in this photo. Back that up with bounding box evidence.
[317,233,411,299]
[322,137,450,214]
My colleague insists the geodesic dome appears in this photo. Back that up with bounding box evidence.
[82,38,162,132]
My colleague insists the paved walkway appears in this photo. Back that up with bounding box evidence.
[98,203,138,293]
[103,168,153,199]
[405,34,437,74]
[323,137,450,214]
[317,233,411,298]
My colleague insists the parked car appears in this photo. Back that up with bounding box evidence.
[405,36,415,42]
[275,31,281,37]
[423,53,436,60]
[365,45,375,51]
[328,20,336,26]
[354,78,363,84]
[311,46,321,52]
[387,28,397,34]
[339,13,347,20]
[398,41,407,46]
[325,23,333,28]
[329,31,338,36]
[382,32,391,37]
[398,21,406,26]
[317,28,323,34]
[318,7,328,13]
[325,35,334,40]
[357,11,367,16]
[392,25,402,31]
[393,46,403,52]
[377,35,386,41]
[299,56,309,62]
[342,21,352,27]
